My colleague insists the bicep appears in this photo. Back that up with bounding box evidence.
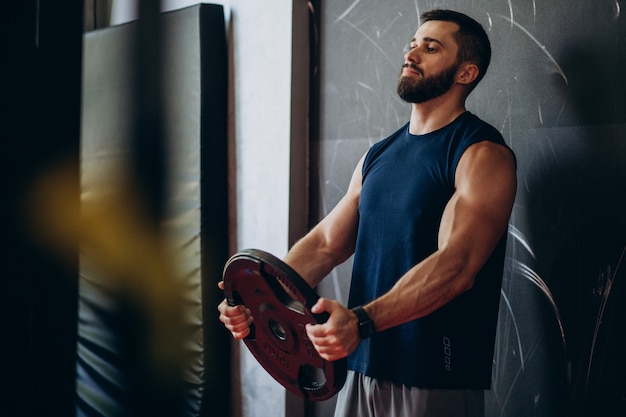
[438,142,517,273]
[314,153,365,260]
[284,153,365,283]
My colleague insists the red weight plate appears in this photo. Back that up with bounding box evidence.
[222,249,347,401]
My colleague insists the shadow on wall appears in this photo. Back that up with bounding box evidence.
[489,20,626,417]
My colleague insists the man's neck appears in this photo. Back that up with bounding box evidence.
[408,95,467,135]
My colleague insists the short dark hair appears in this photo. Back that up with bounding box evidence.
[420,9,491,90]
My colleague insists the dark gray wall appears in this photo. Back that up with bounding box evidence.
[311,1,626,416]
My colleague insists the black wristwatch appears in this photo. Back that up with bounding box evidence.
[351,305,375,339]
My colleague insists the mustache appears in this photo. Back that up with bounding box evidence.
[401,62,423,76]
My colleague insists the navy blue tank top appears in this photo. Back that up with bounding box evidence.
[347,111,511,388]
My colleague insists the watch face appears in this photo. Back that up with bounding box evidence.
[359,320,374,339]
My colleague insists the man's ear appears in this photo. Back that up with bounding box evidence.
[456,63,479,86]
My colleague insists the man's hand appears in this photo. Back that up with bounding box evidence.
[305,298,361,361]
[217,281,254,339]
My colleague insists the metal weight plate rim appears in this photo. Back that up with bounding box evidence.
[222,248,347,401]
[228,249,320,312]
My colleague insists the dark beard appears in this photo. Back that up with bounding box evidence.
[396,62,459,103]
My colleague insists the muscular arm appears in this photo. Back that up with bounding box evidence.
[284,154,365,287]
[219,155,364,340]
[364,141,517,331]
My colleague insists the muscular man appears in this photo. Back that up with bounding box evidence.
[219,9,516,417]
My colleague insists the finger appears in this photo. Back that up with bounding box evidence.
[220,306,250,323]
[217,299,237,316]
[220,311,250,326]
[218,303,252,327]
[231,327,251,340]
[319,351,348,361]
[311,297,333,314]
[313,343,349,361]
[305,322,328,339]
[221,313,252,340]
[220,311,254,339]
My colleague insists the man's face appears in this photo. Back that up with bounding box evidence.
[396,20,461,103]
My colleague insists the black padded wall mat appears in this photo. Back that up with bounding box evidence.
[311,1,626,417]
[79,4,228,416]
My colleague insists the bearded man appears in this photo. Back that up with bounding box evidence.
[219,9,517,417]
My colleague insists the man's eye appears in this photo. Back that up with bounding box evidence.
[403,43,417,53]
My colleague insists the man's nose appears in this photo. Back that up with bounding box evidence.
[404,47,420,64]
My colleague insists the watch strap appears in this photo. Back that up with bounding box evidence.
[351,305,375,339]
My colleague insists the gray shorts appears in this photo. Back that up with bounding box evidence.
[333,371,484,417]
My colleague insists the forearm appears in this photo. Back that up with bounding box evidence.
[284,231,350,288]
[364,248,474,332]
[283,189,360,288]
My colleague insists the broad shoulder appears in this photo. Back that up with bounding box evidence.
[455,140,516,189]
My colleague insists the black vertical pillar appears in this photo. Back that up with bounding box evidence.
[0,1,83,416]
[125,1,184,416]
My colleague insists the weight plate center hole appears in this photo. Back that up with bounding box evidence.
[269,319,288,341]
